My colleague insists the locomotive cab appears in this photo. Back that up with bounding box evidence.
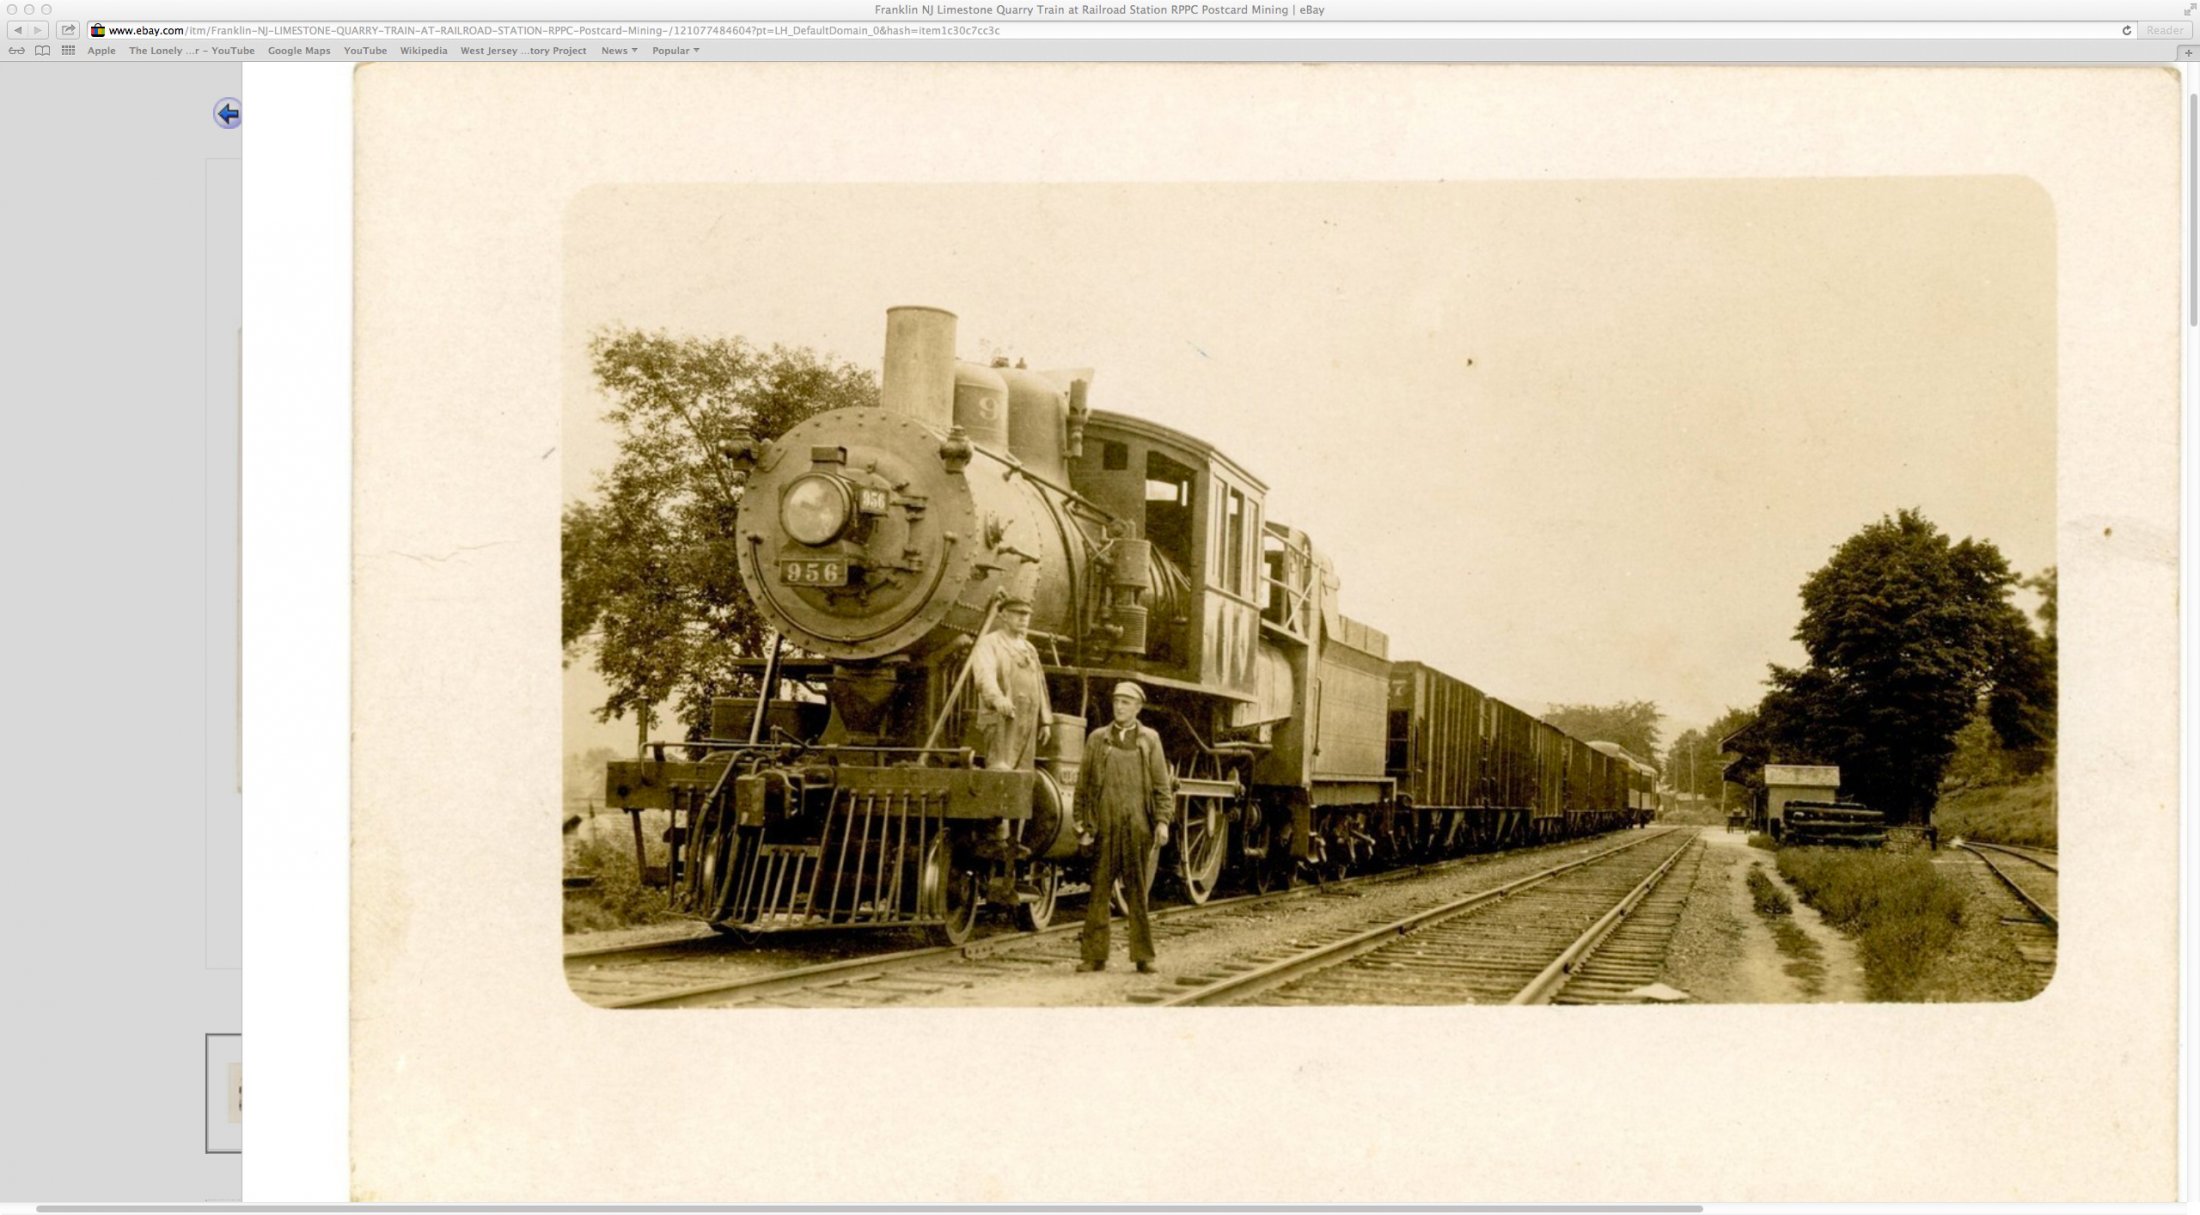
[1068,412,1266,698]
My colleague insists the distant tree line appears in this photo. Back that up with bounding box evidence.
[1542,700,1662,765]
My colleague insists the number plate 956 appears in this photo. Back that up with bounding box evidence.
[781,559,846,587]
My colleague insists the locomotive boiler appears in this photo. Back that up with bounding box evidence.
[603,306,1649,945]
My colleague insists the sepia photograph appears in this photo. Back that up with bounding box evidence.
[559,179,2058,1009]
[351,63,2177,1201]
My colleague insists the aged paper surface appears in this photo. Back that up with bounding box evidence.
[353,63,2180,1201]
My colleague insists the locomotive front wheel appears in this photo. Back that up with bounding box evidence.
[919,835,980,947]
[1013,863,1060,933]
[691,805,739,922]
[1173,798,1228,905]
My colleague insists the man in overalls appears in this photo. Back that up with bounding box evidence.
[1077,682,1174,973]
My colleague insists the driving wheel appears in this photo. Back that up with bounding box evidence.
[1239,803,1283,894]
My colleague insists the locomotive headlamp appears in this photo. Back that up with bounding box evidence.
[781,474,854,547]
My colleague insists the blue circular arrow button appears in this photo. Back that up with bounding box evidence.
[214,97,241,130]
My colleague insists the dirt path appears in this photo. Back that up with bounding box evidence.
[1660,828,1864,1002]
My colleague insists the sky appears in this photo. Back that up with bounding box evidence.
[561,178,2055,762]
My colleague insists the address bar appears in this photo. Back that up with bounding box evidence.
[119,20,2137,38]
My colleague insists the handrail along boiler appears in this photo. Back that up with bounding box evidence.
[602,307,1654,943]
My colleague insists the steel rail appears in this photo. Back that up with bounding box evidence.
[1960,842,2058,931]
[594,939,968,1010]
[570,828,1671,1009]
[1964,840,2058,873]
[580,840,1566,1008]
[589,882,1262,1010]
[1155,827,1683,1008]
[561,926,722,964]
[1510,834,1695,1005]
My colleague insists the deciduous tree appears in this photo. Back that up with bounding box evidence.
[562,328,876,742]
[1988,566,2056,763]
[1758,509,2034,822]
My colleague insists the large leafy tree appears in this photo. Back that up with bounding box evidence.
[1988,566,2056,760]
[1542,700,1662,765]
[1758,509,2038,822]
[1942,564,2058,788]
[562,328,876,743]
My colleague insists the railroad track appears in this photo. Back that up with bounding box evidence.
[1959,841,2058,927]
[1966,840,2057,874]
[1956,841,2056,990]
[1157,827,1699,1006]
[562,925,723,966]
[1549,837,1706,1005]
[563,926,914,1006]
[565,828,1680,1008]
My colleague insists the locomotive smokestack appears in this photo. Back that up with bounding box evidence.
[880,306,958,432]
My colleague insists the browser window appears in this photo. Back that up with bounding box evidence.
[1,3,2192,1209]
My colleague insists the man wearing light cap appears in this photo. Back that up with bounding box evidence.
[969,595,1051,771]
[1076,680,1173,973]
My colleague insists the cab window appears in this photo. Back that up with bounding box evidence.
[1143,451,1197,572]
[1222,485,1247,595]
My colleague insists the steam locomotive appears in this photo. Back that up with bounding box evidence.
[602,307,1658,944]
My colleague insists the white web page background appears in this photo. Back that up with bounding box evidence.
[242,62,352,1202]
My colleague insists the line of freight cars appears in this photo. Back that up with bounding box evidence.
[1382,660,1659,864]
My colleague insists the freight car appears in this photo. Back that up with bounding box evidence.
[1587,741,1662,827]
[602,306,1647,943]
[1384,665,1649,860]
